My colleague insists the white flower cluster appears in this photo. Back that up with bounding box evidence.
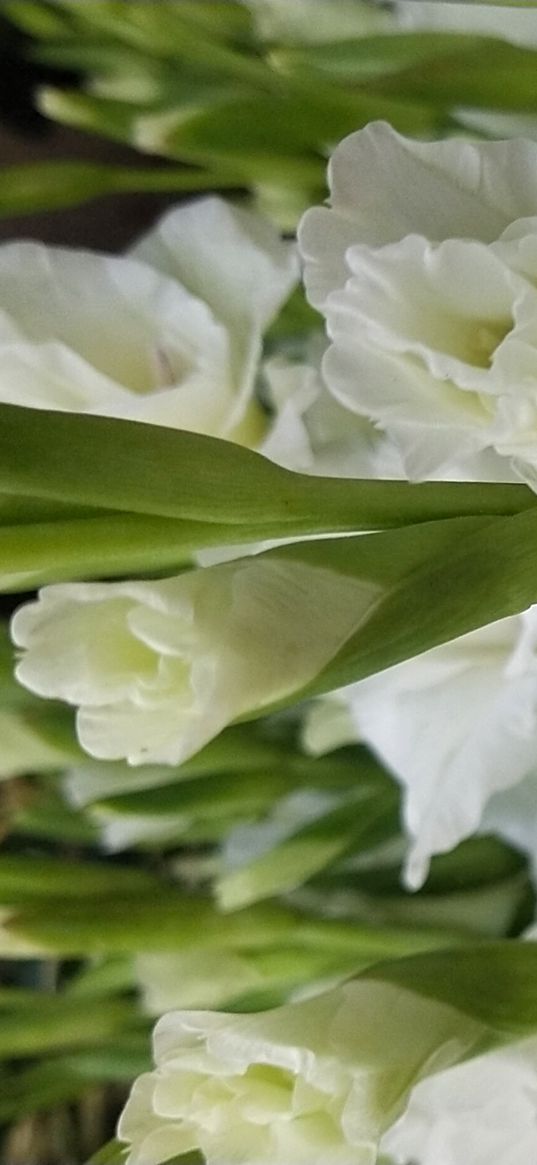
[9,103,537,1165]
[299,122,537,886]
[299,121,537,488]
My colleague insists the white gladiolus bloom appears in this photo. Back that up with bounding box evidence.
[298,122,537,488]
[0,196,296,443]
[382,1035,537,1165]
[303,608,537,890]
[118,980,485,1165]
[11,557,377,766]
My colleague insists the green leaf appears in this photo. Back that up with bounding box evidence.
[0,159,243,219]
[0,513,236,591]
[158,86,436,164]
[86,1138,129,1165]
[314,864,530,940]
[0,404,532,529]
[91,768,306,849]
[0,994,139,1058]
[46,0,273,88]
[3,0,74,37]
[66,957,137,999]
[216,784,399,909]
[137,918,469,1015]
[363,941,537,1038]
[272,31,489,83]
[38,85,141,142]
[0,854,161,904]
[0,1036,151,1121]
[12,781,99,847]
[417,836,528,895]
[0,496,103,525]
[266,507,537,703]
[67,723,302,804]
[374,39,537,113]
[90,744,374,818]
[6,895,299,955]
[0,701,80,778]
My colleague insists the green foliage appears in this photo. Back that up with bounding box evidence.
[5,1,537,223]
[0,160,243,218]
[1,6,537,1161]
[365,941,537,1037]
[0,403,533,591]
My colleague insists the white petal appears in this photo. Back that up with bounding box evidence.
[322,339,490,479]
[0,241,212,395]
[482,768,537,880]
[339,613,537,889]
[299,123,537,308]
[0,340,129,412]
[132,197,297,338]
[132,196,298,430]
[382,1037,537,1165]
[13,592,156,706]
[119,1073,196,1165]
[336,235,518,392]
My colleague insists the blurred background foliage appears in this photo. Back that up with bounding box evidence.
[3,0,537,229]
[0,2,537,1161]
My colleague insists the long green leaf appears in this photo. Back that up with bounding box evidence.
[46,0,273,87]
[3,0,74,37]
[0,405,532,529]
[0,995,138,1058]
[264,507,537,703]
[6,895,299,955]
[159,86,437,163]
[0,854,161,904]
[216,791,399,909]
[374,39,537,112]
[272,32,490,83]
[0,160,244,218]
[363,941,537,1038]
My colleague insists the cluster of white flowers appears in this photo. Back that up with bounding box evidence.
[10,76,537,1165]
[295,122,537,894]
[299,120,537,488]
